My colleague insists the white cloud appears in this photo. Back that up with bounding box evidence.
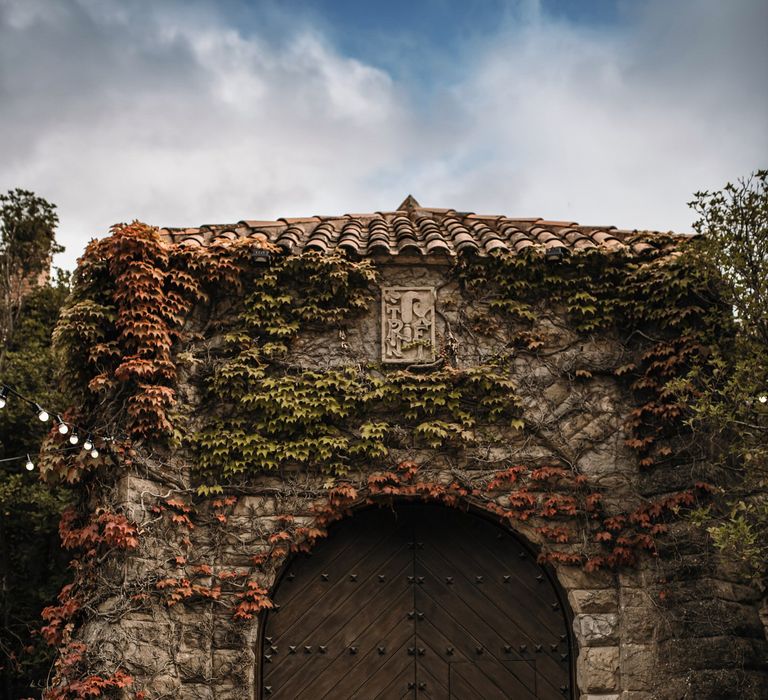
[407,0,768,229]
[0,0,411,267]
[0,0,765,268]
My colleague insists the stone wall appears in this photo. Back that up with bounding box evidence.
[78,259,767,699]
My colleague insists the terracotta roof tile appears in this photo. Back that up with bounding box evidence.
[536,219,578,227]
[211,230,238,243]
[240,219,282,228]
[179,234,205,247]
[278,216,322,226]
[159,198,689,259]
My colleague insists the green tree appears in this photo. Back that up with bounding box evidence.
[686,170,768,585]
[0,189,62,370]
[0,190,71,699]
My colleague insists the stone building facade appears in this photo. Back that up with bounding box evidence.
[56,198,767,700]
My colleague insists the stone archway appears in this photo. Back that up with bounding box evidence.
[260,502,575,699]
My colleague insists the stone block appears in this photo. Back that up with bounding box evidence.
[176,650,209,682]
[663,670,768,700]
[664,598,765,638]
[124,556,163,582]
[620,644,655,691]
[93,620,173,675]
[574,613,619,645]
[137,676,181,696]
[659,636,768,672]
[594,473,635,491]
[212,623,247,649]
[177,684,214,700]
[179,621,211,652]
[234,495,276,516]
[115,474,163,508]
[577,646,619,692]
[619,585,649,606]
[122,641,172,675]
[557,566,615,590]
[706,577,761,603]
[212,682,255,700]
[577,443,626,481]
[542,380,570,407]
[619,605,659,645]
[212,650,248,680]
[569,588,618,614]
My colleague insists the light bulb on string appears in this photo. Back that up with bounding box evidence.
[0,386,8,409]
[56,416,69,435]
[25,454,34,471]
[69,430,79,445]
[34,403,49,422]
[90,448,99,459]
[83,435,94,451]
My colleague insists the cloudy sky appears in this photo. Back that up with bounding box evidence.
[1,0,766,269]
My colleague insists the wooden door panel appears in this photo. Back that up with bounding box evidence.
[262,504,573,699]
[414,505,570,698]
[266,511,414,697]
[444,660,538,700]
[271,518,412,638]
[368,656,416,700]
[303,585,414,699]
[332,606,415,699]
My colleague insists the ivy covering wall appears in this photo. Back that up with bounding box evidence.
[38,221,732,698]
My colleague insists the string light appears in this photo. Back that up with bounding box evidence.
[0,382,120,472]
[33,403,49,422]
[0,382,117,445]
[759,395,768,404]
[0,444,90,472]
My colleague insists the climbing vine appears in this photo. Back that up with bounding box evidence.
[456,243,729,467]
[39,507,139,698]
[52,221,249,443]
[41,221,731,696]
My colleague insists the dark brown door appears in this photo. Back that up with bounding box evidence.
[261,504,572,699]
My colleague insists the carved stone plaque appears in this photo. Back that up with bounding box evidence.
[381,287,436,364]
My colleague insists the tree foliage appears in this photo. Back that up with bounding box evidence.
[0,189,62,369]
[0,190,71,699]
[686,170,768,584]
[691,170,768,346]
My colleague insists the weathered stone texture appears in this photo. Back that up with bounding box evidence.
[75,262,768,699]
[575,614,620,646]
[578,646,620,692]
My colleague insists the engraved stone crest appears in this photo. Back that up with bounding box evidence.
[381,287,436,363]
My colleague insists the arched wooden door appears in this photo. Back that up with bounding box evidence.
[261,504,573,699]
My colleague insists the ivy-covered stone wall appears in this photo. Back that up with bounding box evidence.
[40,223,768,700]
